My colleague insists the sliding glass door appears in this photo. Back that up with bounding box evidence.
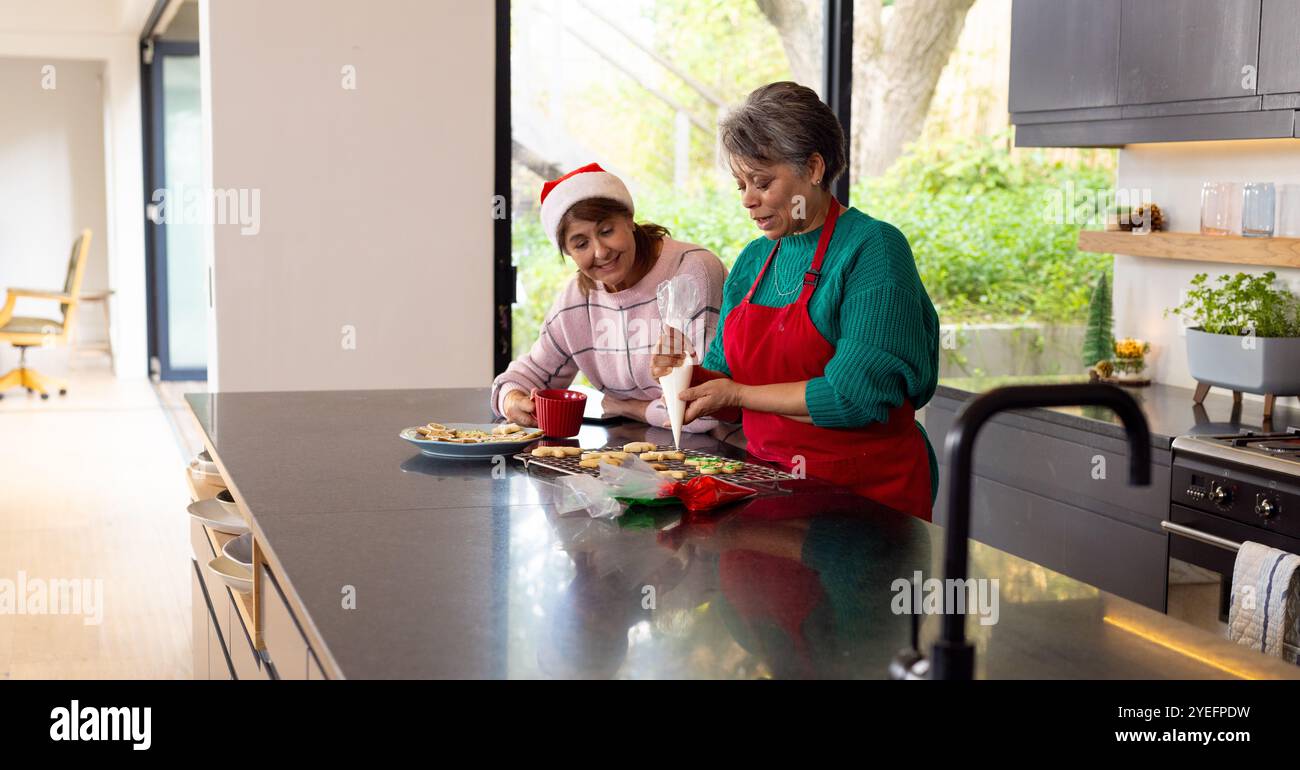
[146,40,206,380]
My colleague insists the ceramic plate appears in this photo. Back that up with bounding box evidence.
[187,497,249,535]
[223,532,253,568]
[398,423,542,460]
[207,555,252,594]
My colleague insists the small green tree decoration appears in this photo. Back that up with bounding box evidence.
[1081,271,1115,369]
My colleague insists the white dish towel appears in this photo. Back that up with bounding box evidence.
[1227,541,1300,663]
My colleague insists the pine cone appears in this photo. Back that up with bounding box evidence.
[1094,360,1114,378]
[1133,204,1164,232]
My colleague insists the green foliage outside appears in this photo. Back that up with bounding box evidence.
[1164,271,1300,337]
[854,131,1114,325]
[512,130,1117,355]
[570,0,794,190]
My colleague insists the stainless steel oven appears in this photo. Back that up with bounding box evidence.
[1164,432,1300,633]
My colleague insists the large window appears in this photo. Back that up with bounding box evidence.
[508,0,825,357]
[505,0,1117,381]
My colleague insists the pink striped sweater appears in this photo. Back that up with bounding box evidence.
[492,238,727,432]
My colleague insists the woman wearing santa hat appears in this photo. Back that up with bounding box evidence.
[651,82,941,521]
[492,163,727,433]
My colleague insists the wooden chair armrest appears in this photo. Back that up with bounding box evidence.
[0,288,72,327]
[8,288,74,303]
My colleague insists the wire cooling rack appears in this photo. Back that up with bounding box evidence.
[513,444,794,485]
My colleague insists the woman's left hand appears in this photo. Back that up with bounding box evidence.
[677,378,744,424]
[601,395,650,422]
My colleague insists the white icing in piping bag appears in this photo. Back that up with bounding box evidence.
[659,360,694,450]
[655,274,702,451]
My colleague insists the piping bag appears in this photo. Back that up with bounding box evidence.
[656,275,700,450]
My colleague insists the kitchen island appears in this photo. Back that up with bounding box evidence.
[185,388,1300,680]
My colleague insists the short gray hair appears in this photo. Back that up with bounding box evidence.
[718,82,847,190]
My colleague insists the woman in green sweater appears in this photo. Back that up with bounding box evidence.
[652,82,940,520]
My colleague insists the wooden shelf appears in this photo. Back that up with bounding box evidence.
[185,465,226,503]
[1077,230,1300,268]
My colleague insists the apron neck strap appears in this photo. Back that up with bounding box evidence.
[742,198,843,305]
[797,198,841,302]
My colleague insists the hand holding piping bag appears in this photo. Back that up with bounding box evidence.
[654,276,701,450]
[652,320,742,426]
[650,326,691,378]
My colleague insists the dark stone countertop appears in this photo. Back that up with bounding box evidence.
[184,387,1300,680]
[934,375,1300,449]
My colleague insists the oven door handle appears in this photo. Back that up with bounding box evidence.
[1160,520,1242,553]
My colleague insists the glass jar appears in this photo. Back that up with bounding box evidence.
[1200,182,1241,236]
[1242,182,1276,238]
[1276,184,1300,238]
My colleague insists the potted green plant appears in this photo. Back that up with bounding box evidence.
[1165,271,1300,407]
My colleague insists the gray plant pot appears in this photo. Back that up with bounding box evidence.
[1185,328,1300,395]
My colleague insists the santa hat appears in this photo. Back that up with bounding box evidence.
[539,163,634,248]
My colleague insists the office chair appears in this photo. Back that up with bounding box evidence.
[0,229,93,399]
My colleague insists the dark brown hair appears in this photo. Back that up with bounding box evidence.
[557,197,670,294]
[718,81,847,190]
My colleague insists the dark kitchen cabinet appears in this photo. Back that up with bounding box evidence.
[1010,0,1299,145]
[1260,0,1300,96]
[1009,0,1121,113]
[1118,0,1262,105]
[924,396,1172,611]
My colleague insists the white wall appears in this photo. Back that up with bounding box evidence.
[1114,139,1300,409]
[0,57,110,367]
[0,0,154,379]
[201,0,497,392]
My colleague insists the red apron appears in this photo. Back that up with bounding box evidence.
[723,201,934,521]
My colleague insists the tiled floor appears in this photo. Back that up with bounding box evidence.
[0,359,204,678]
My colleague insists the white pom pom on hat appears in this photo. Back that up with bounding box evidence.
[539,162,635,248]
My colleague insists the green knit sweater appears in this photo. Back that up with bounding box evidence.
[702,207,941,498]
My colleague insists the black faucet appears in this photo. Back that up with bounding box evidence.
[896,384,1152,680]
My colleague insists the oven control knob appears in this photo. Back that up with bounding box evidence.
[1209,482,1232,506]
[1256,494,1278,519]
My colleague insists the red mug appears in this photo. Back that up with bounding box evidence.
[533,389,587,438]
